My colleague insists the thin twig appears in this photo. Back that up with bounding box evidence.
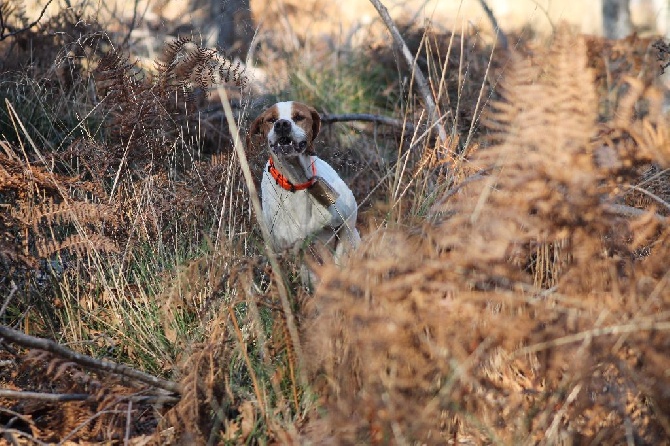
[367,0,447,144]
[0,0,56,41]
[321,113,414,132]
[514,320,670,357]
[0,326,181,394]
[428,170,490,216]
[0,406,34,444]
[0,428,48,446]
[477,0,509,51]
[124,400,132,446]
[544,384,582,440]
[0,389,179,404]
[604,203,668,223]
[0,389,90,402]
[121,0,141,48]
[58,410,126,445]
[625,184,670,213]
[0,281,18,318]
[0,407,32,426]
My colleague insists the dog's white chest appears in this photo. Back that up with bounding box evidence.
[261,157,358,250]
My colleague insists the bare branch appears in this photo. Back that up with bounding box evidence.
[321,112,414,131]
[0,389,91,402]
[477,0,509,51]
[604,203,668,223]
[515,319,670,356]
[0,428,49,446]
[0,389,180,404]
[367,0,447,144]
[0,281,18,318]
[0,325,181,394]
[0,0,56,41]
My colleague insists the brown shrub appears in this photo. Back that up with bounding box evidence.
[304,26,670,444]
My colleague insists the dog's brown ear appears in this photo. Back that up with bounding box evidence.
[246,114,264,151]
[306,106,321,155]
[309,106,321,143]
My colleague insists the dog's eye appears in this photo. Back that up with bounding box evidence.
[266,117,277,124]
[293,115,305,122]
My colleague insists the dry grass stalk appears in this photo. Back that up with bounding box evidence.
[304,25,670,444]
[367,0,447,144]
[4,1,670,443]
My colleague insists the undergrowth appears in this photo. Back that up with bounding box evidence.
[1,1,670,445]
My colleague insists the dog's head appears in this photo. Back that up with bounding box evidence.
[247,101,321,156]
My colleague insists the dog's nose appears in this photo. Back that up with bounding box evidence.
[274,119,291,136]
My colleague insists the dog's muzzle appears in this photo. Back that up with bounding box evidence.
[271,120,308,155]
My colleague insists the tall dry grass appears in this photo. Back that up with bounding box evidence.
[302,26,670,444]
[2,0,670,444]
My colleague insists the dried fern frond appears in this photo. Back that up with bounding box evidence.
[586,33,661,120]
[12,198,118,232]
[158,296,244,443]
[305,25,670,444]
[1,144,119,271]
[94,51,142,101]
[36,233,119,258]
[93,38,246,176]
[0,152,78,194]
[602,77,670,168]
[157,36,248,92]
[482,28,600,222]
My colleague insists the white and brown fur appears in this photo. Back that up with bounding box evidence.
[247,101,360,265]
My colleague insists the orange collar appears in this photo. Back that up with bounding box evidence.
[268,157,317,192]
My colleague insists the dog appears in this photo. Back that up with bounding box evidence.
[247,101,360,265]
